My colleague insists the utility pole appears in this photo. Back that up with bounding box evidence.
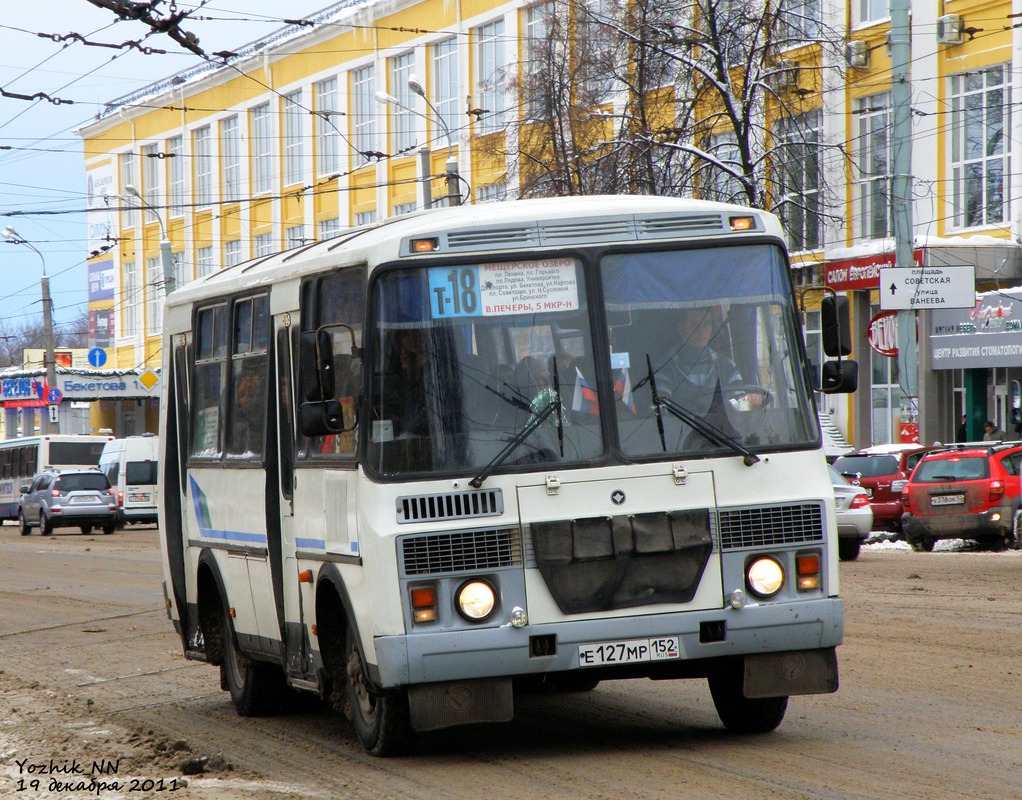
[890,0,918,439]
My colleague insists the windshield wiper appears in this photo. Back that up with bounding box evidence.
[645,354,760,467]
[469,399,559,488]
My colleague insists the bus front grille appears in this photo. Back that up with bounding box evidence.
[717,503,825,550]
[401,528,523,575]
[396,488,503,524]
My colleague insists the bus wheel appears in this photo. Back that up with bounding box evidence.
[344,626,410,756]
[18,511,31,536]
[708,660,788,734]
[220,608,283,717]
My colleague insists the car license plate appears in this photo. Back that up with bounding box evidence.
[931,494,965,506]
[578,636,680,668]
[70,496,97,505]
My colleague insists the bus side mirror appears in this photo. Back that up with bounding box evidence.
[820,359,858,393]
[299,399,348,437]
[821,296,852,357]
[299,330,335,402]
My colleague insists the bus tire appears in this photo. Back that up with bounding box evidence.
[344,626,411,756]
[18,510,31,535]
[708,660,788,734]
[220,608,283,717]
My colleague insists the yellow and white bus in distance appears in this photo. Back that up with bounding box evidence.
[158,195,857,756]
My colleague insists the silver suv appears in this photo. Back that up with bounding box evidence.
[18,469,118,536]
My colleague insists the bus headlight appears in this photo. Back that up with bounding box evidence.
[456,579,496,622]
[746,557,784,598]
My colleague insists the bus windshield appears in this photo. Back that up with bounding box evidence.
[364,244,817,478]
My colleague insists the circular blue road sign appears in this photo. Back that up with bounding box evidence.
[88,347,108,368]
[47,387,63,404]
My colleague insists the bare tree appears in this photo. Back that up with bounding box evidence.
[503,0,850,247]
[0,310,91,368]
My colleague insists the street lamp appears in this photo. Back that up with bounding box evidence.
[2,226,59,434]
[122,184,177,295]
[376,77,462,207]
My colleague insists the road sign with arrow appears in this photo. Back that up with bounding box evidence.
[880,265,976,310]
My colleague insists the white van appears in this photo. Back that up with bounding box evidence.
[98,434,159,526]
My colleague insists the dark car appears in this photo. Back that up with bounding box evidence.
[900,444,1022,551]
[833,444,936,533]
[18,469,118,536]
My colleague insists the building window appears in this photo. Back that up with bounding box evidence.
[775,110,821,252]
[224,239,242,266]
[141,143,161,211]
[123,261,139,337]
[870,304,901,445]
[389,52,417,154]
[702,131,744,203]
[286,225,306,248]
[522,4,552,117]
[352,66,376,160]
[221,115,241,203]
[477,183,507,202]
[318,218,342,239]
[778,0,821,44]
[431,38,459,147]
[193,126,212,208]
[315,77,341,176]
[354,210,377,227]
[251,102,273,195]
[146,256,164,336]
[854,0,888,26]
[853,94,892,241]
[476,19,506,134]
[254,233,275,257]
[284,90,304,186]
[197,246,215,277]
[119,153,138,227]
[167,136,185,217]
[392,202,416,217]
[950,65,1010,229]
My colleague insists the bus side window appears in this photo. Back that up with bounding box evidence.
[190,303,228,458]
[227,295,269,459]
[300,268,364,459]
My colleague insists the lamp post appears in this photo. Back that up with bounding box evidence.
[2,226,59,434]
[123,184,177,296]
[377,76,462,207]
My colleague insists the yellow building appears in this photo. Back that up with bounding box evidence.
[78,0,1022,447]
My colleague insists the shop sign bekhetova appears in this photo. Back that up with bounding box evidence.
[825,250,924,291]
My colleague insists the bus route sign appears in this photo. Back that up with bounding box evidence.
[428,259,579,319]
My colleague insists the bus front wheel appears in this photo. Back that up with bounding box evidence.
[344,626,410,756]
[220,608,284,716]
[708,660,788,734]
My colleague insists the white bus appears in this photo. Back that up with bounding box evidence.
[0,434,114,521]
[158,195,857,756]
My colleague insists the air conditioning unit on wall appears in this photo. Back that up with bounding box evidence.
[937,14,964,45]
[845,40,869,69]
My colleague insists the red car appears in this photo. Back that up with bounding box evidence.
[833,444,935,532]
[900,444,1022,551]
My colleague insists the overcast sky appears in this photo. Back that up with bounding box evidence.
[0,1,333,361]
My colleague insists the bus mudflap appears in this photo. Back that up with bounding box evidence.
[407,678,514,732]
[742,647,839,698]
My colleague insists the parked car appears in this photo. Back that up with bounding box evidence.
[829,464,873,561]
[18,469,118,536]
[900,444,1022,551]
[833,444,936,533]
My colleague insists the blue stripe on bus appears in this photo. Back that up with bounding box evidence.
[295,537,326,549]
[197,528,268,545]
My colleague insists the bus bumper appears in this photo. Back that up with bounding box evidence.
[373,597,843,688]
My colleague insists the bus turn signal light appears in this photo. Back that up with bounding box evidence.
[411,237,439,253]
[796,553,821,591]
[411,586,437,623]
[729,215,755,231]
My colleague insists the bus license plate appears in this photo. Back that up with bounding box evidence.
[578,636,680,668]
[932,494,965,506]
